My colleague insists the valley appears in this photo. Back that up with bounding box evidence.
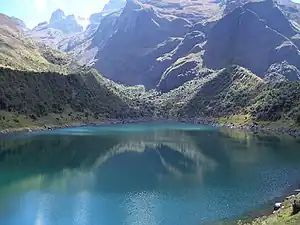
[1,1,300,223]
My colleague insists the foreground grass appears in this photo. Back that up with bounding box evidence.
[237,194,300,225]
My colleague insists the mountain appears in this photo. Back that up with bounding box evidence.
[32,0,223,88]
[48,9,83,34]
[27,9,83,49]
[22,0,300,90]
[203,0,300,80]
[0,13,76,73]
[0,13,147,130]
[93,0,192,87]
[2,0,300,132]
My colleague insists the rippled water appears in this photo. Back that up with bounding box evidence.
[0,123,300,225]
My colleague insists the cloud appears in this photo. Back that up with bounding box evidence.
[34,0,47,13]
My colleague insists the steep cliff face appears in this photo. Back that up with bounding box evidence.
[94,0,191,87]
[203,1,300,79]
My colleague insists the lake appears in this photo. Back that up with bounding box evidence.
[0,123,300,225]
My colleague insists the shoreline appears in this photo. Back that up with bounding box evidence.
[0,118,300,139]
[232,184,300,224]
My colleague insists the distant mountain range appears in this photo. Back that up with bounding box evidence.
[0,0,300,131]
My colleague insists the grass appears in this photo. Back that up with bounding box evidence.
[217,114,253,126]
[0,111,37,130]
[237,194,300,225]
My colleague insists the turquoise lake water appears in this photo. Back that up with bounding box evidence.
[0,123,300,225]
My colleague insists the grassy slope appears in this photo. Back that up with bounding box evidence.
[0,68,145,130]
[0,13,76,74]
[154,65,300,128]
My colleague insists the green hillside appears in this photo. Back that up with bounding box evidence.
[0,68,146,130]
[0,13,77,73]
[153,66,300,128]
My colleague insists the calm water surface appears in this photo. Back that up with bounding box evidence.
[0,123,300,225]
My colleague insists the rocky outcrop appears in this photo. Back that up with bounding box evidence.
[157,59,213,92]
[154,29,207,91]
[48,9,83,34]
[204,2,300,79]
[50,9,65,24]
[265,61,300,82]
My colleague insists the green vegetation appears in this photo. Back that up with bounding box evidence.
[0,67,148,130]
[1,65,300,132]
[0,24,77,73]
[237,194,300,225]
[154,65,300,128]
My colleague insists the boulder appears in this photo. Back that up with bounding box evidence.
[274,202,282,211]
[292,200,300,215]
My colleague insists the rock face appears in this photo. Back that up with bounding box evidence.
[48,9,83,34]
[102,0,126,16]
[50,9,65,24]
[204,1,300,79]
[94,0,191,87]
[224,0,249,14]
[27,9,83,49]
[23,0,300,90]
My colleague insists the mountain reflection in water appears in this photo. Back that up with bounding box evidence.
[0,123,300,225]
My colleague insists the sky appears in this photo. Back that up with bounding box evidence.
[0,0,110,29]
[1,0,300,29]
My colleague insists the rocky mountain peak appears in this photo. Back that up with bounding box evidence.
[47,9,82,34]
[102,0,126,16]
[50,9,66,24]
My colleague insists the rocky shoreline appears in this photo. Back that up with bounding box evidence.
[0,118,300,139]
[178,118,300,139]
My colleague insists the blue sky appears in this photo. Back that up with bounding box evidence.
[0,0,110,29]
[1,0,300,29]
